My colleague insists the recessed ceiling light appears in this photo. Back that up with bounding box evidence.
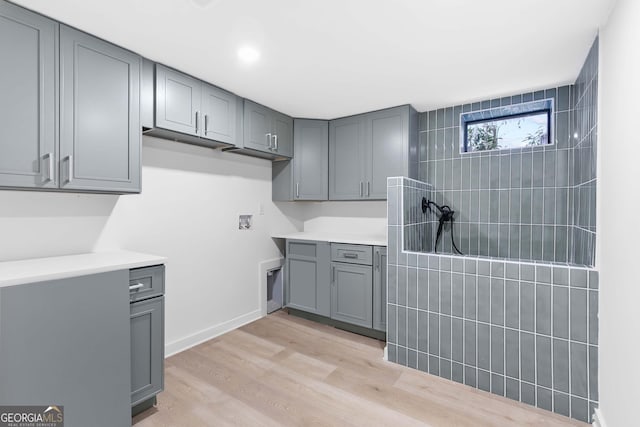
[238,45,260,64]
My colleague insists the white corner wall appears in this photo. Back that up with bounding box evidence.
[597,0,640,425]
[0,136,302,356]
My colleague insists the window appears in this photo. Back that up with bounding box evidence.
[460,99,553,153]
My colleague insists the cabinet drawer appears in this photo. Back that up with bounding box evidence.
[129,265,165,302]
[331,243,372,265]
[287,240,319,258]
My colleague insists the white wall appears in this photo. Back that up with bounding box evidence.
[597,0,640,425]
[0,133,389,357]
[294,200,387,236]
[0,135,302,355]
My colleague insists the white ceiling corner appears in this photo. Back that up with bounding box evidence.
[12,0,615,118]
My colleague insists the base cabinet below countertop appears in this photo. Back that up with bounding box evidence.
[0,252,166,426]
[285,239,387,336]
[0,270,132,427]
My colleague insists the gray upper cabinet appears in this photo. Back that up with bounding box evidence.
[330,261,373,328]
[294,119,327,200]
[146,63,237,149]
[372,246,387,332]
[201,83,236,145]
[286,240,330,317]
[368,108,407,199]
[60,25,141,193]
[329,115,366,200]
[273,111,293,158]
[0,2,57,189]
[240,99,293,159]
[243,100,272,152]
[155,65,200,137]
[329,105,418,200]
[272,119,328,201]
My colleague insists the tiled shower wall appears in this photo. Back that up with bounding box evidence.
[400,179,435,252]
[417,38,598,266]
[570,39,598,266]
[387,177,599,423]
[417,87,573,263]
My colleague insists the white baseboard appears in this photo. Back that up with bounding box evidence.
[592,408,607,427]
[164,309,263,357]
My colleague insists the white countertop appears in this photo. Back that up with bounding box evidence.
[272,232,387,247]
[0,250,167,289]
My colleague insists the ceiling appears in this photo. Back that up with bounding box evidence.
[13,0,615,119]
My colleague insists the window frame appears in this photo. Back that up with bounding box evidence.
[460,99,554,154]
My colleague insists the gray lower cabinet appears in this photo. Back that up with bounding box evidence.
[0,1,58,189]
[60,25,141,193]
[0,270,132,427]
[285,240,387,334]
[372,246,387,332]
[272,119,328,201]
[129,265,165,415]
[130,297,164,408]
[329,105,418,200]
[285,240,330,317]
[330,261,373,328]
[240,99,293,159]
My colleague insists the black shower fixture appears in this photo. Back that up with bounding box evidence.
[422,197,463,255]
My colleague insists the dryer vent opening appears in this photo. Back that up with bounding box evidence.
[267,268,283,314]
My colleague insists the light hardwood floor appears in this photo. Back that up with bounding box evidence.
[133,311,586,426]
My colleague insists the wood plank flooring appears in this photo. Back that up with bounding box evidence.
[133,311,586,427]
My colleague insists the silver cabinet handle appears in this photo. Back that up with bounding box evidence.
[195,111,199,134]
[376,251,380,271]
[343,253,358,259]
[273,134,278,151]
[42,153,54,182]
[129,283,144,291]
[367,181,370,197]
[66,155,73,184]
[204,114,209,134]
[296,182,299,198]
[332,267,336,284]
[360,181,363,197]
[266,133,272,150]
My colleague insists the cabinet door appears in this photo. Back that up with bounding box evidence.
[329,116,365,200]
[368,107,407,199]
[272,111,293,158]
[293,119,328,200]
[373,246,387,332]
[0,270,131,427]
[243,100,273,152]
[286,240,330,317]
[0,2,57,189]
[60,25,141,193]
[155,65,201,136]
[201,83,236,145]
[130,297,164,407]
[331,262,373,328]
